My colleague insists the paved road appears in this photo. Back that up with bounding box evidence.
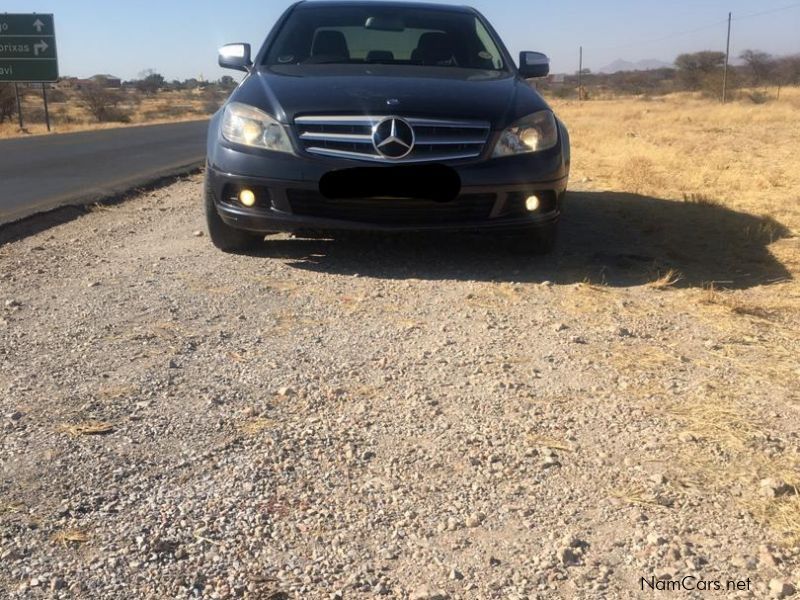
[0,120,208,224]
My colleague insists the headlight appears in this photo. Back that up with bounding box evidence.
[221,102,292,153]
[492,111,559,157]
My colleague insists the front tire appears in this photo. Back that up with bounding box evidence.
[204,176,263,253]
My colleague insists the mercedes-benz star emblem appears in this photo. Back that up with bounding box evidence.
[372,117,415,159]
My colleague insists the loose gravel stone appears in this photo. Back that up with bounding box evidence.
[465,512,485,528]
[0,174,797,599]
[760,478,796,498]
[769,579,796,599]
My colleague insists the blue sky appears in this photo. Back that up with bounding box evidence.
[4,0,800,80]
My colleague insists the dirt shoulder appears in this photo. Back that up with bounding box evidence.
[1,173,798,599]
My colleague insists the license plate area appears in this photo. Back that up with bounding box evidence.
[319,164,461,203]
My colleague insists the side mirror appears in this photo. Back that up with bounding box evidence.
[519,51,550,79]
[219,43,252,72]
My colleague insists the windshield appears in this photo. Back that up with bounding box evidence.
[264,6,506,71]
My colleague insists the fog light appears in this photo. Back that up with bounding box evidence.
[239,189,256,207]
[525,195,541,212]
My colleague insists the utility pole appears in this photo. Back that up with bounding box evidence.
[578,46,583,101]
[14,83,24,130]
[722,12,732,103]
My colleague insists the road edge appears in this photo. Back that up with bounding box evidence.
[0,163,203,246]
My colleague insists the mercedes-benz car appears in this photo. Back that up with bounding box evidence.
[206,1,570,253]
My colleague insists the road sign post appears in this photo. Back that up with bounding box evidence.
[14,82,23,129]
[1,14,58,131]
[42,83,51,132]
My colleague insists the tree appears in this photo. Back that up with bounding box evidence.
[675,51,726,90]
[135,69,165,94]
[78,84,128,122]
[740,50,775,86]
[775,55,800,86]
[202,86,225,113]
[218,75,237,91]
[0,84,17,123]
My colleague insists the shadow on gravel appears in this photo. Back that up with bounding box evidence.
[253,191,792,289]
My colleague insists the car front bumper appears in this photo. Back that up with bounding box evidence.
[207,140,569,234]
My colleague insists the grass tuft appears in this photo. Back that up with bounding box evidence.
[239,418,275,435]
[701,284,777,320]
[527,436,575,452]
[648,269,682,290]
[610,485,672,508]
[53,529,89,546]
[668,396,761,450]
[683,193,720,207]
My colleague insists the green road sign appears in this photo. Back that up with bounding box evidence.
[0,14,58,82]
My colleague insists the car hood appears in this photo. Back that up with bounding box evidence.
[230,64,550,129]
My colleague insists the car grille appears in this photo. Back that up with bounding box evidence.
[294,115,491,163]
[287,190,496,225]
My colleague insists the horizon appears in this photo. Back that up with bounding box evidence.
[2,0,799,80]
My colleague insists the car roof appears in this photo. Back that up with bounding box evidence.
[294,1,477,14]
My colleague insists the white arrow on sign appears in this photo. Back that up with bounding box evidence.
[34,40,48,56]
[33,18,45,33]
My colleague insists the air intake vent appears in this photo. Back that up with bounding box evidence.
[287,190,496,225]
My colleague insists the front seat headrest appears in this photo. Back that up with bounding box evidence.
[312,30,350,58]
[413,32,455,65]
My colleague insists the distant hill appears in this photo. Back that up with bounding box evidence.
[597,59,674,74]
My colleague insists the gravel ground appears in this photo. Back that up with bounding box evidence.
[1,174,799,599]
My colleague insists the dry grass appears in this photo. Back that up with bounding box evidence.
[0,88,215,139]
[751,497,800,544]
[609,343,683,379]
[551,90,800,545]
[96,384,138,400]
[610,485,673,509]
[526,436,575,452]
[238,418,275,435]
[52,529,90,545]
[550,87,800,236]
[668,395,762,450]
[647,269,682,290]
[664,388,800,542]
[57,421,115,436]
[701,285,777,320]
[682,193,721,207]
[0,500,25,514]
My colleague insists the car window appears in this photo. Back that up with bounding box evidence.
[474,18,503,70]
[264,6,506,71]
[315,27,443,62]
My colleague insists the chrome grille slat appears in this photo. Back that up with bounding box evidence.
[304,147,485,163]
[406,118,490,129]
[295,116,381,126]
[294,114,491,163]
[414,135,487,145]
[299,132,373,143]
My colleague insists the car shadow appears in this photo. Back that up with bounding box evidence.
[250,191,793,289]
